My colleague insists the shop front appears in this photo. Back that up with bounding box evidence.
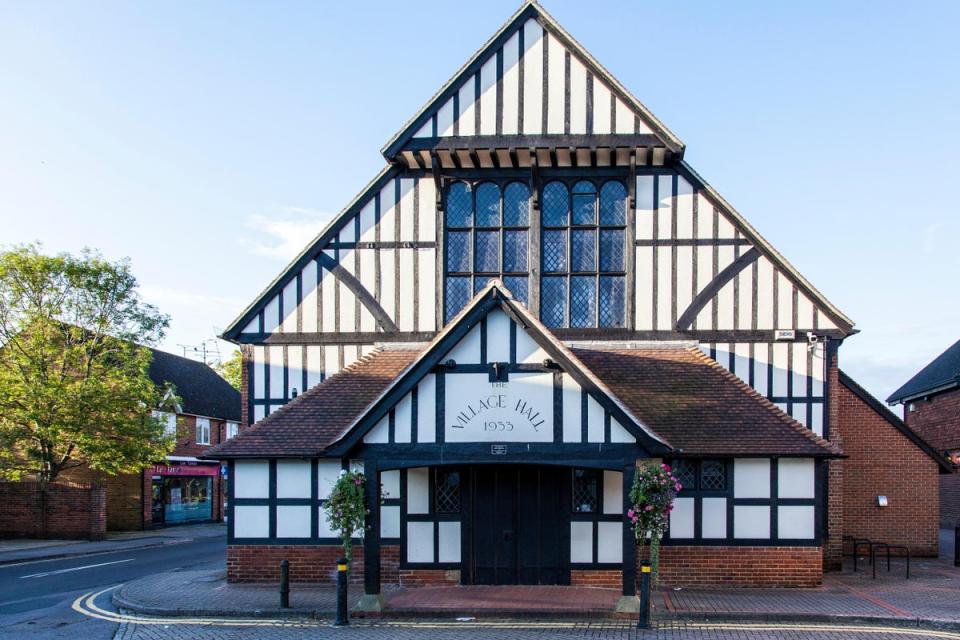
[149,458,221,526]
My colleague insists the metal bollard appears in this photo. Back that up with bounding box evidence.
[280,559,290,609]
[333,557,349,626]
[955,526,959,568]
[637,560,652,629]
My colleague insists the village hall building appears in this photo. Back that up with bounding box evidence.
[207,2,953,608]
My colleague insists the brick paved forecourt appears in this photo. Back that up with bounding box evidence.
[116,532,960,629]
[113,619,960,640]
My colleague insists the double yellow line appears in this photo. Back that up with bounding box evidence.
[71,586,960,638]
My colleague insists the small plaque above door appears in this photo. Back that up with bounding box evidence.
[490,444,508,455]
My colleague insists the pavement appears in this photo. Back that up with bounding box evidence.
[0,522,227,565]
[111,528,960,630]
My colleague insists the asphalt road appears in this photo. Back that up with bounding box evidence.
[0,536,225,640]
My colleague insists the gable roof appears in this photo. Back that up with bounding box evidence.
[148,348,241,422]
[575,346,840,457]
[887,339,960,405]
[380,1,684,160]
[209,281,839,460]
[204,346,418,459]
[840,371,954,473]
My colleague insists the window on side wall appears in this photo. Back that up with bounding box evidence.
[196,417,211,445]
[226,422,239,439]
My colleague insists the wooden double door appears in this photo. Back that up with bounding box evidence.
[467,465,570,585]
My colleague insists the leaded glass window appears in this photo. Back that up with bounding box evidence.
[572,468,600,513]
[444,181,531,322]
[434,469,461,514]
[539,179,627,328]
[700,460,726,491]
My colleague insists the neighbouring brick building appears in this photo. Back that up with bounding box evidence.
[202,1,952,607]
[888,339,960,527]
[64,348,241,530]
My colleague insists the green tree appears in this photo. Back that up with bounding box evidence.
[216,349,242,391]
[0,244,174,483]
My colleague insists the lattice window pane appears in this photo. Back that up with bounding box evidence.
[444,277,471,323]
[503,276,528,306]
[700,460,726,491]
[474,276,494,294]
[599,229,625,272]
[503,230,528,272]
[542,182,569,227]
[571,229,596,272]
[572,180,595,194]
[474,230,500,273]
[598,276,625,328]
[446,231,471,272]
[540,276,566,328]
[435,469,461,514]
[572,194,596,225]
[600,181,627,226]
[503,182,530,227]
[572,468,599,513]
[475,183,501,227]
[542,230,567,273]
[570,276,596,328]
[674,460,696,492]
[446,182,473,228]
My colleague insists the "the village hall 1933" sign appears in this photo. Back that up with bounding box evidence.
[444,372,554,442]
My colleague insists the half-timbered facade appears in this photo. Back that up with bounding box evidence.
[206,1,946,608]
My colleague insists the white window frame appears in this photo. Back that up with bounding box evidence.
[152,410,177,437]
[196,417,211,445]
[226,421,239,439]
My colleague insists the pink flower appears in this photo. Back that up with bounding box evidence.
[662,464,671,472]
[644,505,653,512]
[627,509,635,518]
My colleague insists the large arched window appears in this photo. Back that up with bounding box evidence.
[444,181,531,323]
[541,179,627,328]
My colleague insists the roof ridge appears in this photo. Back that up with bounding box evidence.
[686,347,841,455]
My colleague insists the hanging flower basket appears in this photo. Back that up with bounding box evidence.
[627,462,681,581]
[323,469,381,570]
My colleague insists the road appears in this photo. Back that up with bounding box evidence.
[0,536,224,639]
[4,536,960,640]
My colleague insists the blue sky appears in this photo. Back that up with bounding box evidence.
[1,1,957,403]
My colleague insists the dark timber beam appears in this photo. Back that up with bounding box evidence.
[675,247,761,330]
[316,253,399,333]
[401,133,665,154]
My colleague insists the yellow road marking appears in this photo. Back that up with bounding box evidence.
[70,586,960,638]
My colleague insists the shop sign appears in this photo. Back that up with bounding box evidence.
[149,463,219,477]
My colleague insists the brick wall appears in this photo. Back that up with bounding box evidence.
[941,473,960,527]
[397,569,461,586]
[904,389,960,452]
[0,482,106,540]
[824,347,844,571]
[904,389,960,528]
[227,544,400,585]
[240,345,250,429]
[571,569,621,589]
[656,546,822,588]
[835,379,940,555]
[61,466,144,531]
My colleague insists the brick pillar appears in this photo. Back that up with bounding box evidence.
[823,340,843,572]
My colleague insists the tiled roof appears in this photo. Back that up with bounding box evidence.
[573,346,840,457]
[887,338,960,404]
[206,340,837,459]
[204,348,420,458]
[148,348,241,422]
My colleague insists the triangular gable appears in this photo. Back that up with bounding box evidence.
[326,280,672,456]
[381,1,683,160]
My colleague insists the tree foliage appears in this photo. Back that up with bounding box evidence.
[216,349,242,391]
[0,244,174,483]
